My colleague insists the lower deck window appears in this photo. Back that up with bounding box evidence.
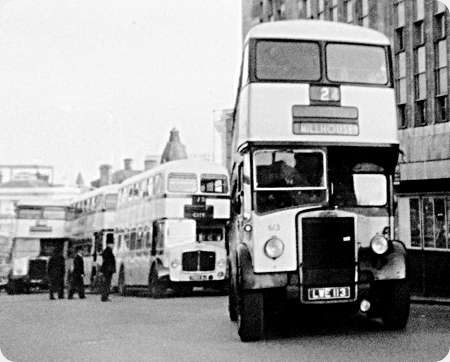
[409,196,450,249]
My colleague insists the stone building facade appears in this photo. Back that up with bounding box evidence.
[241,0,450,297]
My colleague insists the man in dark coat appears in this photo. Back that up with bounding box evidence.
[47,247,65,300]
[100,234,116,302]
[68,246,85,299]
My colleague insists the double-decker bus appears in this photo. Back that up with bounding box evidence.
[227,20,409,341]
[67,184,118,288]
[114,159,230,297]
[6,199,71,294]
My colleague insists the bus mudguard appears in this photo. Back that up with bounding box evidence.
[358,240,407,281]
[237,243,288,290]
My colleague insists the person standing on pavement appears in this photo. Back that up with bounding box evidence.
[100,234,116,302]
[47,246,65,300]
[68,246,85,299]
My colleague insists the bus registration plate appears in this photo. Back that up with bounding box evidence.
[308,286,350,300]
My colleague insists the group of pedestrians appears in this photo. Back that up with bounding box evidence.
[47,235,116,302]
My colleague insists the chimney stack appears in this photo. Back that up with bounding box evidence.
[144,157,157,170]
[99,164,112,186]
[124,158,133,171]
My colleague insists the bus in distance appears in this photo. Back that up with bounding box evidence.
[7,199,71,294]
[114,159,230,297]
[67,184,118,289]
[227,20,409,341]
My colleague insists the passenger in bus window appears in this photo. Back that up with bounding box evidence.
[68,246,85,299]
[47,247,65,300]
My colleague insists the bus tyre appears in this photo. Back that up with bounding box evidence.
[381,280,410,330]
[228,277,238,322]
[237,291,265,342]
[118,268,128,296]
[149,268,165,299]
[6,280,16,295]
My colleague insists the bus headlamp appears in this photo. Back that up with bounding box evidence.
[243,224,252,232]
[170,259,180,269]
[217,258,226,267]
[264,237,284,260]
[370,234,388,255]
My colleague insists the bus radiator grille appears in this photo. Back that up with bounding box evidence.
[182,251,216,272]
[301,217,355,285]
[29,259,48,280]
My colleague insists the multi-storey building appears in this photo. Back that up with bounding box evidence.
[241,0,450,297]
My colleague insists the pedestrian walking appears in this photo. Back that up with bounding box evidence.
[100,234,116,302]
[47,247,65,300]
[68,246,85,299]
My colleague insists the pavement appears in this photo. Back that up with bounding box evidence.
[411,295,450,305]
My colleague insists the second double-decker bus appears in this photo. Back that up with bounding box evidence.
[6,199,71,294]
[114,159,230,297]
[227,20,409,341]
[67,184,118,288]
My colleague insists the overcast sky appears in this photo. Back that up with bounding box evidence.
[0,0,241,184]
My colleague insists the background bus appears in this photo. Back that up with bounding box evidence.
[227,20,408,341]
[7,199,71,294]
[67,184,118,288]
[114,159,230,297]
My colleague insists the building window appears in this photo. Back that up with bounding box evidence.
[318,0,325,20]
[415,100,427,126]
[415,0,425,21]
[434,11,447,40]
[435,39,448,122]
[396,51,407,127]
[357,0,369,27]
[409,198,421,247]
[305,0,312,19]
[414,20,425,45]
[394,1,405,52]
[329,0,338,21]
[398,104,407,128]
[344,0,353,23]
[410,197,450,250]
[277,0,286,20]
[414,46,427,99]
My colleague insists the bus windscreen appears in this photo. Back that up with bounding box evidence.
[254,150,327,213]
[326,43,388,84]
[255,40,320,81]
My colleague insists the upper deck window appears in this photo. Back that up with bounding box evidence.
[167,173,197,193]
[17,208,41,219]
[42,207,66,220]
[254,150,327,213]
[105,194,118,210]
[255,40,320,81]
[326,43,388,85]
[200,174,228,194]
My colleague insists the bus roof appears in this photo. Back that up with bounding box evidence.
[16,199,71,208]
[245,20,390,46]
[71,184,119,204]
[120,159,229,188]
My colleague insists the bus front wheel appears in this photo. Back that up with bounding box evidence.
[148,268,165,299]
[228,274,238,322]
[381,280,410,330]
[237,291,265,342]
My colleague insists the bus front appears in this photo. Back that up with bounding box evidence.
[7,204,69,294]
[229,21,408,341]
[151,167,230,295]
